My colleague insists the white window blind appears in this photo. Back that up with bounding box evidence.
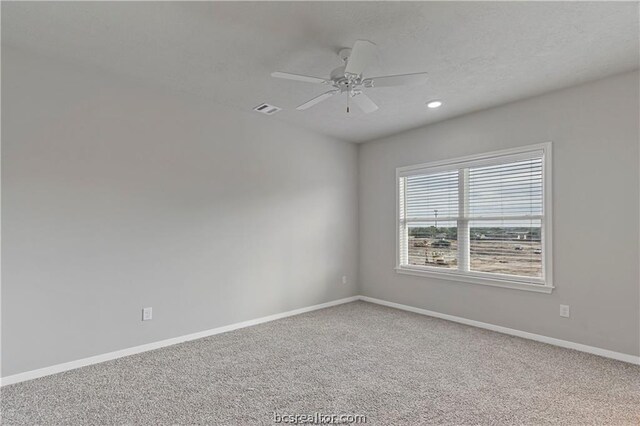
[405,171,459,220]
[397,143,552,293]
[403,171,459,269]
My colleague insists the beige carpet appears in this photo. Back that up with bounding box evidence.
[1,301,639,425]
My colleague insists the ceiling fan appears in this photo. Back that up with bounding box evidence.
[271,40,428,113]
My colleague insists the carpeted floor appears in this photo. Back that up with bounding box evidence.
[1,301,639,425]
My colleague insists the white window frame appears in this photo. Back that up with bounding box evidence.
[395,142,553,294]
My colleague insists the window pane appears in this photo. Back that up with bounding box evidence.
[407,221,457,269]
[470,219,542,278]
[468,158,542,218]
[406,171,459,219]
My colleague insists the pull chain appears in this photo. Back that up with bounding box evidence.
[347,92,350,113]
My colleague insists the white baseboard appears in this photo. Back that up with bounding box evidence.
[3,294,637,386]
[359,296,640,365]
[0,296,359,387]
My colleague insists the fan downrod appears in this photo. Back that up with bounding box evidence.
[338,48,352,63]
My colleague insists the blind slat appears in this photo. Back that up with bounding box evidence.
[468,157,543,218]
[406,170,458,219]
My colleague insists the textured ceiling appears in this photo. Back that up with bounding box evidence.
[2,2,639,143]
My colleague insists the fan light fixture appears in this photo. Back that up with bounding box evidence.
[271,40,429,114]
[427,100,443,109]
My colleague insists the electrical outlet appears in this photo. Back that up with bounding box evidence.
[559,305,570,318]
[142,307,153,321]
[342,275,348,285]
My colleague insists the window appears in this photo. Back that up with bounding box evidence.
[396,143,552,293]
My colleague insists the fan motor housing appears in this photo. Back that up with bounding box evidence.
[330,66,364,93]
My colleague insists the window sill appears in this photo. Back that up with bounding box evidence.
[394,266,554,294]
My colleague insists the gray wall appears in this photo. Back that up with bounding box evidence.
[1,48,359,377]
[359,71,640,357]
[3,46,639,378]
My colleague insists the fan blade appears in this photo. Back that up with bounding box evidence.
[367,72,428,88]
[351,92,379,113]
[271,72,329,85]
[344,40,377,76]
[296,90,339,110]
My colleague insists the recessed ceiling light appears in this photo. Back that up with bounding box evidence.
[427,100,443,109]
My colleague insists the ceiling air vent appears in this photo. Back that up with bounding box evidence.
[253,103,282,115]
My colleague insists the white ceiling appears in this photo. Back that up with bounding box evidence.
[3,2,639,143]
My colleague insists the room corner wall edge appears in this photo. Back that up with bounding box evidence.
[0,296,360,387]
[359,296,640,365]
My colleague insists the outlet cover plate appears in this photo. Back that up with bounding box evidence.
[559,305,570,318]
[142,307,153,321]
